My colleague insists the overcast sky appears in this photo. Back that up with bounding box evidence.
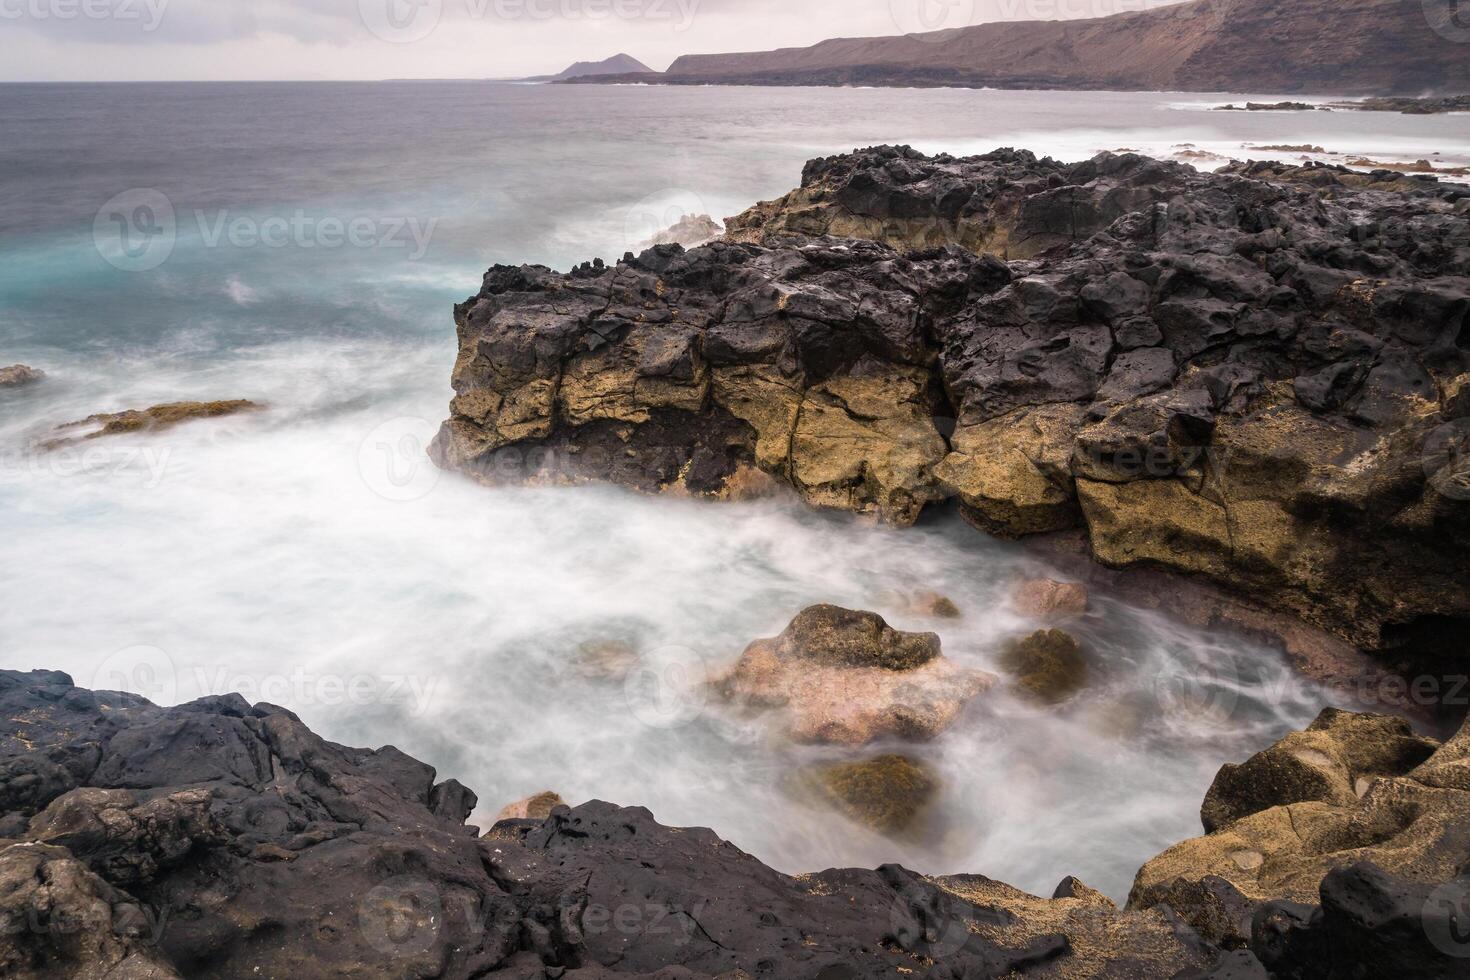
[0,0,1185,81]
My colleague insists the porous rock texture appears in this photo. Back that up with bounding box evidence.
[7,670,1468,977]
[712,604,995,745]
[2,667,1227,979]
[1130,707,1470,959]
[433,146,1470,658]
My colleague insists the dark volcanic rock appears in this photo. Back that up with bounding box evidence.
[0,669,1222,978]
[435,145,1470,656]
[0,669,519,979]
[1252,863,1470,979]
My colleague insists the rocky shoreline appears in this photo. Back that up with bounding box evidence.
[5,665,1469,978]
[432,146,1469,675]
[10,147,1468,978]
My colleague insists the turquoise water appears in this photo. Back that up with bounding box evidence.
[4,81,1457,898]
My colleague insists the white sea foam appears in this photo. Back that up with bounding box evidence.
[5,82,1447,900]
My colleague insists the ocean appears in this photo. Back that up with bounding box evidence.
[3,81,1464,898]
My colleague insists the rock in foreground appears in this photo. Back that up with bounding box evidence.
[1131,707,1470,957]
[4,670,1466,977]
[434,146,1470,658]
[2,668,1227,978]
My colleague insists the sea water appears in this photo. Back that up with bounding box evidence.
[3,81,1464,898]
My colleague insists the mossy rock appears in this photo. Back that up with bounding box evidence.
[1001,629,1087,703]
[782,605,940,672]
[806,754,940,836]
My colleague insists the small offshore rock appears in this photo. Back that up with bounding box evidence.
[716,605,995,744]
[495,791,567,823]
[0,364,44,388]
[47,399,262,446]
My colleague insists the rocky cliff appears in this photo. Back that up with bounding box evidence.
[579,0,1470,96]
[6,667,1470,978]
[432,146,1470,662]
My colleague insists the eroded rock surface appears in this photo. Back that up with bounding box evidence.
[1130,707,1470,959]
[435,146,1470,655]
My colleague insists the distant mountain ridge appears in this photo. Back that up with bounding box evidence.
[566,0,1470,95]
[525,53,653,83]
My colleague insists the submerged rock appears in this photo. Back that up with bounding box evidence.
[1013,579,1090,620]
[1001,629,1088,703]
[0,364,44,388]
[575,638,641,682]
[715,605,995,744]
[799,754,939,836]
[434,146,1470,658]
[908,591,963,619]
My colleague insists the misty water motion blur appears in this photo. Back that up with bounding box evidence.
[3,81,1467,899]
